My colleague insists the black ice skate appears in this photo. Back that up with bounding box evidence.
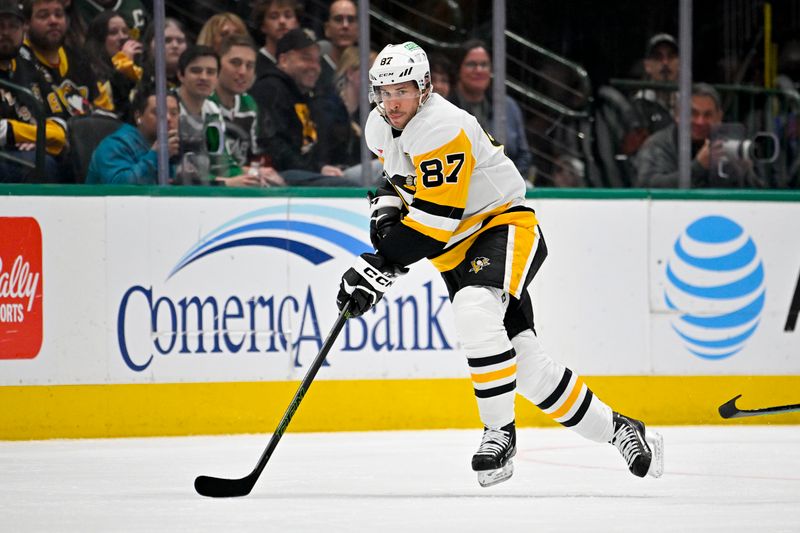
[471,422,516,487]
[610,412,664,478]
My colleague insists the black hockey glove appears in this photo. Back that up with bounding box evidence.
[336,253,408,317]
[368,190,403,249]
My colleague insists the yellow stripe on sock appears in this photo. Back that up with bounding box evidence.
[549,378,585,420]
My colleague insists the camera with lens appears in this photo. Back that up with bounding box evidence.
[719,132,779,163]
[709,123,779,184]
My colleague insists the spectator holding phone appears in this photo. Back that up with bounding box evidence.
[85,10,142,119]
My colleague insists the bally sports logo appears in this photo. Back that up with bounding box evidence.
[664,215,764,360]
[0,217,43,359]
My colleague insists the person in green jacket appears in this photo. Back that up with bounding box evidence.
[209,34,285,187]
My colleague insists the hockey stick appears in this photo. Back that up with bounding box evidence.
[718,394,800,419]
[195,301,352,498]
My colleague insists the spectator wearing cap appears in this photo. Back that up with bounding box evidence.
[250,28,359,185]
[633,33,680,135]
[313,45,382,185]
[0,0,63,182]
[635,83,764,189]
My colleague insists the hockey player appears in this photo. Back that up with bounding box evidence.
[336,42,664,487]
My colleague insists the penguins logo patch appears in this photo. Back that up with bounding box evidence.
[469,256,491,273]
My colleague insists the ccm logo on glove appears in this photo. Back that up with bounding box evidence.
[363,265,395,287]
[336,252,408,317]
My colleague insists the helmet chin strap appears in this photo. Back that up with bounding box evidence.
[418,86,432,108]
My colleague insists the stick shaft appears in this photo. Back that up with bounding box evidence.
[250,302,352,480]
[195,303,351,497]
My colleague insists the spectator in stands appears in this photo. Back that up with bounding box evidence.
[449,39,531,178]
[23,0,114,118]
[197,12,248,54]
[551,155,585,188]
[332,46,372,120]
[635,83,765,188]
[316,0,358,95]
[142,17,187,89]
[314,45,381,184]
[251,28,359,186]
[252,0,298,80]
[85,83,179,184]
[85,11,143,120]
[75,0,148,40]
[429,53,453,99]
[174,45,261,187]
[633,33,679,134]
[209,35,285,186]
[777,38,800,91]
[0,0,63,182]
[298,0,327,37]
[63,0,86,49]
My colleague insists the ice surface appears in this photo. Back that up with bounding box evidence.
[1,426,798,532]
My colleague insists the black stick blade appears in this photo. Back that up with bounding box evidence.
[192,305,353,498]
[195,474,256,498]
[719,395,800,419]
[718,394,743,419]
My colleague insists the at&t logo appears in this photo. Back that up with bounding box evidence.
[664,215,765,360]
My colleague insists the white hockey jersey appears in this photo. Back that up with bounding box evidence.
[365,93,537,272]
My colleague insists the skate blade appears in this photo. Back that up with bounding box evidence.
[646,431,664,478]
[476,460,514,488]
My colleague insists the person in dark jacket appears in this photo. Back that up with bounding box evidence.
[635,83,765,188]
[250,27,358,186]
[23,0,114,119]
[0,0,64,182]
[252,0,298,81]
[449,39,532,179]
[315,0,358,96]
[84,10,143,120]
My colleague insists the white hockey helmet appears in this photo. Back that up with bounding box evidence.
[369,42,431,115]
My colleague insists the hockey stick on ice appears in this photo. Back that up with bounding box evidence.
[195,301,352,498]
[718,394,800,419]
